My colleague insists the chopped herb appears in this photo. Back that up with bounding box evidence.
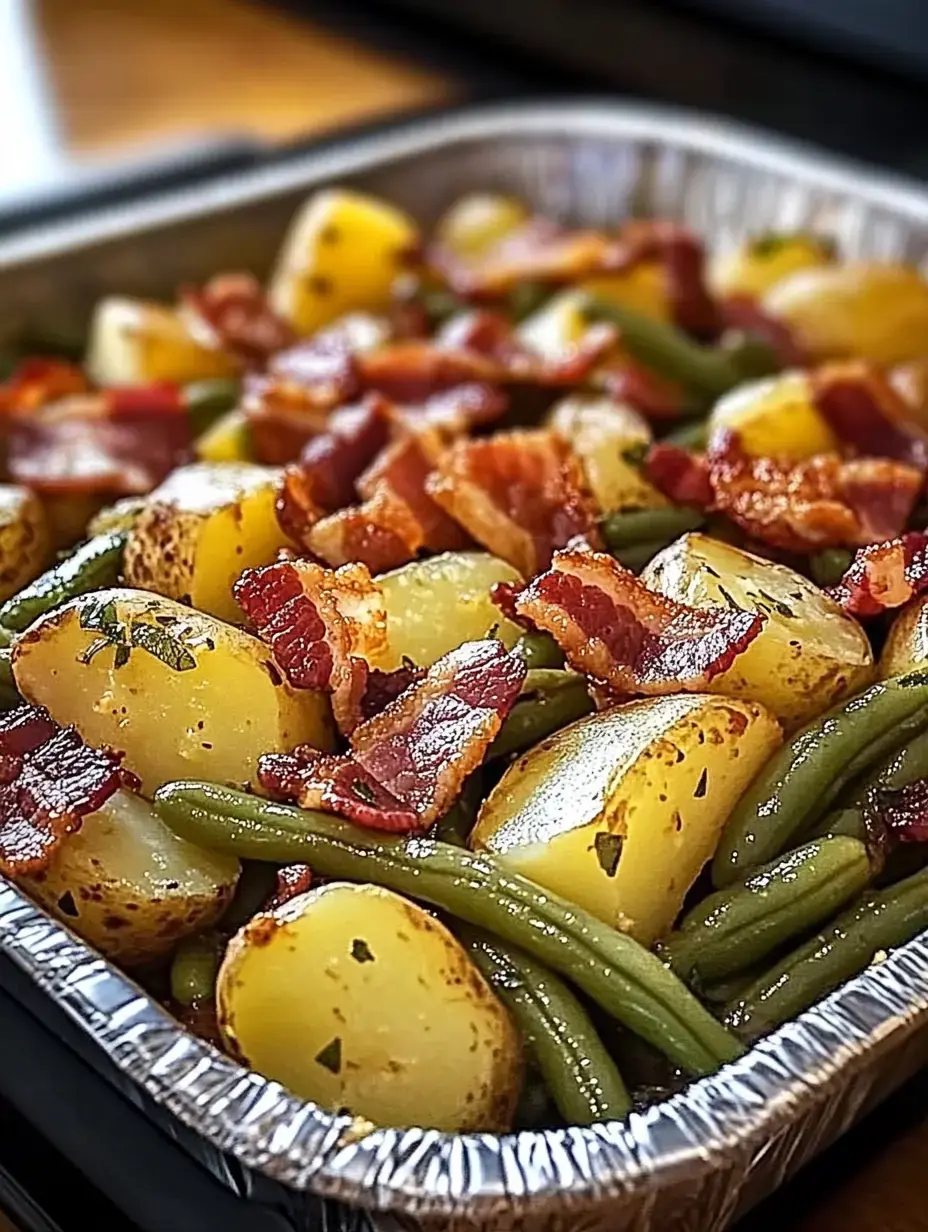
[79,598,121,638]
[129,621,197,671]
[694,768,708,798]
[756,588,795,619]
[315,1037,342,1075]
[351,779,378,805]
[703,564,721,578]
[594,832,624,878]
[351,939,375,964]
[717,584,740,610]
[748,232,792,259]
[113,643,131,669]
[488,622,500,639]
[620,442,649,468]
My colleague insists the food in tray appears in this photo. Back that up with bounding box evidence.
[4,187,928,1136]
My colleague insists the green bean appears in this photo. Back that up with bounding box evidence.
[852,727,928,799]
[513,1075,558,1130]
[699,967,767,1007]
[601,506,705,551]
[431,772,483,847]
[609,538,672,573]
[659,418,709,451]
[170,932,223,1007]
[184,378,241,437]
[0,530,128,633]
[808,806,869,843]
[809,548,852,589]
[662,837,871,985]
[582,296,740,398]
[488,673,593,761]
[724,866,928,1041]
[720,331,781,383]
[712,672,928,887]
[512,632,564,671]
[154,781,744,1075]
[458,926,631,1123]
[0,648,19,710]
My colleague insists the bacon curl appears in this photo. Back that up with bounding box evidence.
[179,273,294,368]
[826,532,928,617]
[811,361,928,472]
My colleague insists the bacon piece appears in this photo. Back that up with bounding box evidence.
[265,863,315,910]
[259,639,526,832]
[707,431,922,553]
[359,663,426,723]
[603,359,689,421]
[179,273,294,368]
[826,532,928,617]
[812,361,928,471]
[8,383,191,496]
[720,294,807,367]
[427,430,602,576]
[868,780,928,845]
[515,548,764,695]
[645,443,713,506]
[0,359,89,415]
[402,383,508,435]
[234,558,386,736]
[0,705,123,877]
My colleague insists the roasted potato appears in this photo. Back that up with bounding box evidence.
[879,594,928,679]
[472,695,781,945]
[709,232,834,299]
[549,393,667,512]
[269,189,419,335]
[194,409,252,464]
[516,288,589,357]
[373,551,524,670]
[123,462,290,622]
[764,263,928,365]
[890,357,928,433]
[0,486,49,602]
[708,371,837,459]
[19,789,239,966]
[85,296,238,386]
[642,534,873,728]
[218,882,522,1131]
[578,263,671,324]
[434,192,528,258]
[12,588,334,794]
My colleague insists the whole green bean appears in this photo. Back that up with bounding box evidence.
[154,781,744,1075]
[609,539,671,573]
[582,296,740,398]
[459,926,631,1123]
[808,806,869,843]
[0,530,128,633]
[600,506,705,551]
[170,932,223,1007]
[712,672,928,887]
[809,548,852,590]
[184,378,241,437]
[662,837,871,984]
[724,865,928,1041]
[488,673,593,761]
[851,727,928,800]
[512,632,564,671]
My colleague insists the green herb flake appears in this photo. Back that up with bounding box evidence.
[351,779,378,805]
[351,939,375,964]
[129,620,197,671]
[113,642,131,669]
[620,442,649,469]
[694,768,708,798]
[717,585,740,611]
[315,1037,342,1075]
[748,232,792,259]
[79,598,121,638]
[593,832,624,878]
[756,588,795,619]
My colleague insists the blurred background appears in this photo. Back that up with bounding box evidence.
[5,0,928,236]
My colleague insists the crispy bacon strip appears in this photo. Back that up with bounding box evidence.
[515,548,764,694]
[359,663,426,723]
[259,639,526,832]
[234,558,387,736]
[826,532,928,617]
[645,442,713,506]
[400,383,508,435]
[179,273,294,368]
[8,384,191,496]
[0,359,89,415]
[0,705,124,877]
[426,429,603,576]
[602,359,689,421]
[867,780,928,845]
[812,362,928,471]
[265,863,315,910]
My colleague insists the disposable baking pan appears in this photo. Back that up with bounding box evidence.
[2,101,928,1232]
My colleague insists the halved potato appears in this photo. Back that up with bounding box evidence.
[13,588,334,794]
[85,296,237,386]
[19,790,239,966]
[709,232,834,299]
[0,486,48,602]
[879,594,928,679]
[708,371,837,459]
[269,189,419,335]
[549,393,667,512]
[764,263,928,365]
[472,695,781,945]
[195,409,252,464]
[123,462,290,622]
[218,882,521,1131]
[641,534,873,728]
[372,551,523,670]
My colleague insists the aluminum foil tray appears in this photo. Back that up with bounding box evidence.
[2,101,928,1232]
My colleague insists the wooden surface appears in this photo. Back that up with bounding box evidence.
[3,2,926,1230]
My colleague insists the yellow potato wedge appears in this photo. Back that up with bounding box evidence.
[708,371,837,459]
[709,232,834,299]
[0,485,49,602]
[549,393,667,511]
[880,594,928,679]
[85,296,237,386]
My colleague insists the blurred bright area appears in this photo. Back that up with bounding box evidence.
[19,0,450,163]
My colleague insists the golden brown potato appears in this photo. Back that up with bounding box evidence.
[879,594,928,679]
[218,882,521,1131]
[709,232,834,299]
[0,486,49,602]
[123,462,290,622]
[472,695,781,945]
[85,296,237,385]
[12,588,334,794]
[708,371,837,460]
[433,192,528,258]
[19,790,239,966]
[641,534,873,728]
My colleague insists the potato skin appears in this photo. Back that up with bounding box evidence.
[472,695,781,945]
[19,790,239,966]
[880,594,928,679]
[708,371,837,460]
[218,883,522,1132]
[0,486,49,601]
[123,462,290,622]
[12,588,334,794]
[642,534,873,728]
